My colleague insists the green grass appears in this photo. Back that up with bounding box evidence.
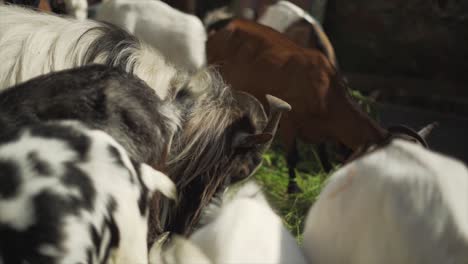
[251,91,371,241]
[253,142,330,242]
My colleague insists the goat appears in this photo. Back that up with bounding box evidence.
[0,27,290,243]
[258,0,337,67]
[150,181,307,264]
[0,5,174,98]
[258,0,340,171]
[0,65,181,170]
[303,139,468,264]
[61,0,88,20]
[207,19,389,193]
[96,0,206,72]
[0,6,291,238]
[0,120,176,264]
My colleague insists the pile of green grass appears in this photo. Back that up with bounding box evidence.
[253,142,332,242]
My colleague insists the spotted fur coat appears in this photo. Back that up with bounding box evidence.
[0,121,176,264]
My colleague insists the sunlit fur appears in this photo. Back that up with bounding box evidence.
[0,5,177,99]
[0,6,274,239]
[303,139,468,264]
[155,70,271,237]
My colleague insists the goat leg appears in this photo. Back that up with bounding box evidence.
[287,137,301,194]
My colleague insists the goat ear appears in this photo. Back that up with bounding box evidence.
[140,164,177,200]
[233,133,273,149]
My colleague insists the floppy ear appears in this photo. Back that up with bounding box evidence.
[233,133,273,149]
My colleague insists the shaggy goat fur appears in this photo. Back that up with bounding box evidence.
[0,5,177,99]
[0,6,286,239]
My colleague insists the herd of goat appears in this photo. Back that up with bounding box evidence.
[0,0,467,263]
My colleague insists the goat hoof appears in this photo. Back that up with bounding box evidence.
[287,182,302,194]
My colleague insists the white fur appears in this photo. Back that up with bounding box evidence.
[152,182,307,264]
[203,6,233,28]
[64,0,88,20]
[0,121,176,263]
[0,136,78,230]
[96,0,206,72]
[149,235,212,264]
[0,5,177,99]
[258,1,322,33]
[303,139,468,264]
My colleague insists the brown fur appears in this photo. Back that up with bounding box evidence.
[38,0,51,12]
[207,19,388,160]
[284,18,337,67]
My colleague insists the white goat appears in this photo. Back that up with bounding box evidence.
[151,182,308,264]
[303,139,468,264]
[64,0,88,20]
[0,5,177,99]
[96,0,206,72]
[258,0,337,66]
[258,1,321,34]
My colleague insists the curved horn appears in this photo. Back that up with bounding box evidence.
[259,94,292,151]
[418,122,438,139]
[387,125,429,148]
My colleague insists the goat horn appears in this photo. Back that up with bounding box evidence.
[387,125,429,148]
[260,94,291,150]
[418,122,438,139]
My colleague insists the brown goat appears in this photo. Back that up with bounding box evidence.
[207,19,389,193]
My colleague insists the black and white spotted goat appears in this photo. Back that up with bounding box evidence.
[0,121,176,264]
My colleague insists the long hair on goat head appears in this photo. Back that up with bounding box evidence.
[0,5,177,98]
[0,5,272,241]
[150,69,270,238]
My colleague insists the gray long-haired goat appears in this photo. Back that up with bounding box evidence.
[0,6,291,240]
[0,65,291,243]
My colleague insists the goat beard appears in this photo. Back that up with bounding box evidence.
[146,163,230,246]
